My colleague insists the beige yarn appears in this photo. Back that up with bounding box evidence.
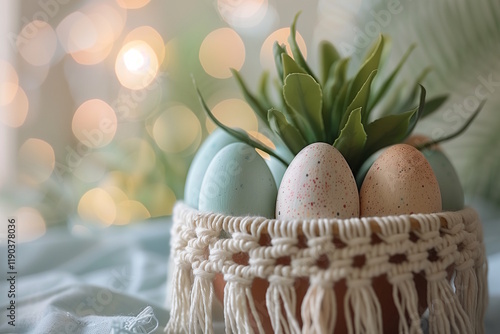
[165,202,488,334]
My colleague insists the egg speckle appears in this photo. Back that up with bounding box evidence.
[360,144,442,217]
[276,143,359,219]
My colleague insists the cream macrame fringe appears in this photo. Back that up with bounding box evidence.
[165,202,488,334]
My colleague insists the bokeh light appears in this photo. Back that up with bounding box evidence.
[206,98,258,133]
[199,28,245,79]
[0,86,29,128]
[116,0,150,9]
[58,4,126,65]
[17,20,57,66]
[153,105,202,154]
[115,200,151,225]
[0,60,19,107]
[14,207,46,243]
[115,40,159,90]
[119,138,156,173]
[217,0,268,28]
[78,187,117,226]
[260,27,307,71]
[73,152,107,183]
[18,138,56,185]
[72,99,117,148]
[123,26,165,63]
[148,183,176,216]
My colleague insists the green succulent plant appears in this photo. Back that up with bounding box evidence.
[195,13,482,177]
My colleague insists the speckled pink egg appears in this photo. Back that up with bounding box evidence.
[276,143,359,219]
[360,144,442,217]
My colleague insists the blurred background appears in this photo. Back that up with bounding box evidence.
[1,0,499,246]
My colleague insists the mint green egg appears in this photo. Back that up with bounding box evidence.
[422,149,464,211]
[199,142,277,218]
[184,129,237,209]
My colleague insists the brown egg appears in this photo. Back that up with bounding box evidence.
[360,144,442,217]
[404,133,441,151]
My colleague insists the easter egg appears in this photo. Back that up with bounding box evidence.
[405,134,464,212]
[199,142,277,218]
[360,144,442,217]
[184,129,237,209]
[276,142,359,219]
[422,149,464,211]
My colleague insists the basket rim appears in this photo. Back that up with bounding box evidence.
[174,201,478,236]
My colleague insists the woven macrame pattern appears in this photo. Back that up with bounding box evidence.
[165,202,487,334]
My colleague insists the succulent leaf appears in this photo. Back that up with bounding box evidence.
[319,40,341,85]
[231,69,269,126]
[333,107,367,170]
[420,94,449,119]
[363,108,418,161]
[283,73,324,142]
[268,108,308,155]
[282,53,306,78]
[288,12,319,83]
[341,69,377,129]
[369,43,416,111]
[417,100,485,150]
[273,42,288,85]
[347,35,385,107]
[194,81,288,165]
[324,57,350,140]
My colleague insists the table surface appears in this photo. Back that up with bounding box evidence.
[1,199,499,333]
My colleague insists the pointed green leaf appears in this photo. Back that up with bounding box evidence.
[325,59,351,139]
[231,69,269,126]
[417,100,486,150]
[347,35,385,105]
[257,71,272,109]
[283,73,324,141]
[421,94,448,118]
[194,80,288,166]
[268,108,307,155]
[333,108,367,171]
[282,53,306,79]
[273,42,288,84]
[331,79,350,137]
[369,43,416,110]
[363,108,418,159]
[397,66,432,113]
[288,12,319,82]
[340,69,378,129]
[405,85,426,138]
[319,40,340,84]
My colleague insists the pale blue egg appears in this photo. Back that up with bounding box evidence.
[422,149,464,211]
[199,142,277,218]
[184,129,237,209]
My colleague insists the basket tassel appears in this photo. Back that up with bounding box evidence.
[475,259,488,334]
[344,279,383,334]
[189,265,214,334]
[426,271,472,334]
[301,281,336,334]
[390,274,424,334]
[223,278,261,334]
[454,259,478,332]
[266,276,301,334]
[165,263,192,333]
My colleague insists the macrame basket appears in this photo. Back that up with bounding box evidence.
[165,202,488,334]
